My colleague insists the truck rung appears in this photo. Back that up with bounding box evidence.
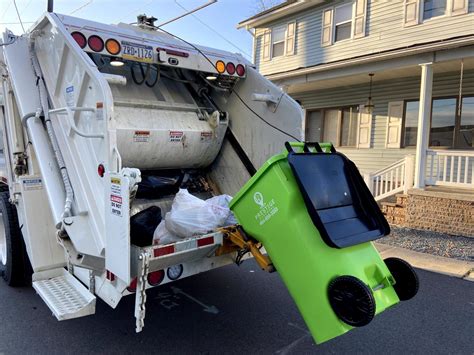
[32,268,96,321]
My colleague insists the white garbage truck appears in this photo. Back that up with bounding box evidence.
[0,11,303,330]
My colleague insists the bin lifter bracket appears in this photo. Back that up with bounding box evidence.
[218,226,275,273]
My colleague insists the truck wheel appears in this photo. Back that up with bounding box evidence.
[328,275,375,327]
[0,192,29,286]
[384,257,419,301]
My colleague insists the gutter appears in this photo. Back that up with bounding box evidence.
[266,36,474,81]
[237,0,323,30]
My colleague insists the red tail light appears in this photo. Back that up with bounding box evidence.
[236,64,245,77]
[88,35,104,52]
[226,62,235,75]
[147,270,165,286]
[127,277,137,293]
[97,164,105,177]
[71,32,86,49]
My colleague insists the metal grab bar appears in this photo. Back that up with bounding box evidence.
[49,106,104,139]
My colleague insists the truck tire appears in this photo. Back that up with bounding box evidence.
[384,257,419,301]
[328,275,375,327]
[0,191,30,286]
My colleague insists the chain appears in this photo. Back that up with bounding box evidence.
[135,251,150,333]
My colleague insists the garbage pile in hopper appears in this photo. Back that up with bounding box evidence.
[153,189,237,245]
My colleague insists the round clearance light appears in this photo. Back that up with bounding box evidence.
[105,38,121,56]
[147,270,165,286]
[110,57,124,67]
[167,264,183,281]
[127,277,137,293]
[215,60,225,74]
[88,35,104,52]
[236,64,245,77]
[97,164,105,177]
[71,31,87,49]
[226,62,236,75]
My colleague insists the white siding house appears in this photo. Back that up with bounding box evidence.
[239,0,474,199]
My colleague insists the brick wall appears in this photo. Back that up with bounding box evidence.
[384,189,474,238]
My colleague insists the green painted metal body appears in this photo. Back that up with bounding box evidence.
[229,143,400,344]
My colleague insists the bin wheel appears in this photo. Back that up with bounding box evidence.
[328,275,375,327]
[0,192,31,286]
[384,257,419,301]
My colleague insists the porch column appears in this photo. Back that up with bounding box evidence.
[414,63,433,188]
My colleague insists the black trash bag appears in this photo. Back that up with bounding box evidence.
[130,206,162,247]
[136,173,184,199]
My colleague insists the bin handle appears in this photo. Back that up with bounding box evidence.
[284,141,294,153]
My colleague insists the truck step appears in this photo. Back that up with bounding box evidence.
[32,268,96,321]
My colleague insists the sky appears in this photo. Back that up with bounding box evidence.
[0,0,283,62]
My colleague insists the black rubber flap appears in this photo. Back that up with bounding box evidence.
[287,151,390,248]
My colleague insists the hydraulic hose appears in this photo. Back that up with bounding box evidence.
[29,41,74,221]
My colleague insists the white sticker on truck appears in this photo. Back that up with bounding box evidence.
[134,130,150,143]
[169,131,183,142]
[22,178,43,191]
[110,177,122,217]
[66,86,74,107]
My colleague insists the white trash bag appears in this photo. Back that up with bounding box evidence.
[153,221,181,245]
[164,189,232,238]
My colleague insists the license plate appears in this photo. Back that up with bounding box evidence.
[121,41,153,63]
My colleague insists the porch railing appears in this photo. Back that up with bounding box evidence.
[364,155,415,201]
[425,150,474,187]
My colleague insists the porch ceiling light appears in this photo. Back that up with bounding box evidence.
[364,73,375,114]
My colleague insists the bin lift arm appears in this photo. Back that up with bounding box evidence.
[218,226,275,273]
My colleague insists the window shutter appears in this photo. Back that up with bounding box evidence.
[451,0,468,16]
[357,105,372,148]
[285,21,296,55]
[404,0,420,26]
[262,30,271,61]
[353,0,367,38]
[321,8,333,47]
[386,101,404,148]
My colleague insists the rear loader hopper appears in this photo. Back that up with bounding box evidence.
[0,12,418,345]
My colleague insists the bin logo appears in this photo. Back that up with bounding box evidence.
[253,192,279,226]
[254,192,264,208]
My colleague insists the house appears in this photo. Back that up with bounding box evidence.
[238,0,474,237]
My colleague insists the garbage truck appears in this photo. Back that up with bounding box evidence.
[0,11,418,345]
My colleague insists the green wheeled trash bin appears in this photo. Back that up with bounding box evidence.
[229,142,418,344]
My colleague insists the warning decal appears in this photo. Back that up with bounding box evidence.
[169,131,183,142]
[110,177,122,217]
[133,130,150,143]
[200,131,213,143]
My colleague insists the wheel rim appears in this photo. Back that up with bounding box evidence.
[0,213,6,266]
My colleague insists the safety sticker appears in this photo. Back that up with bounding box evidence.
[110,194,123,217]
[169,131,183,142]
[200,131,213,143]
[66,86,74,107]
[22,178,43,191]
[110,177,122,217]
[96,102,104,121]
[134,130,151,143]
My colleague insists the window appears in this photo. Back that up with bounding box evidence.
[402,96,473,148]
[319,106,359,147]
[459,96,474,148]
[404,101,419,146]
[334,3,353,42]
[272,26,286,58]
[423,0,447,19]
[430,98,456,146]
